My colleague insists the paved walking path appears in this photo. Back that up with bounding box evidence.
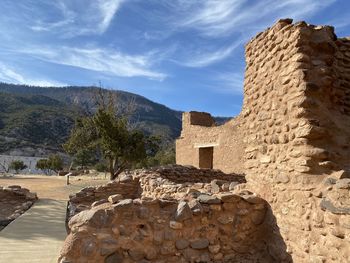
[0,199,67,263]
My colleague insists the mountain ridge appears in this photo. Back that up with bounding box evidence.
[0,83,230,157]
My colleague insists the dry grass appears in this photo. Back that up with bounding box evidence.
[0,173,110,200]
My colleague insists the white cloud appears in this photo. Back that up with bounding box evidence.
[174,0,336,37]
[177,40,242,68]
[30,0,125,36]
[0,63,66,87]
[18,46,167,81]
[215,72,244,94]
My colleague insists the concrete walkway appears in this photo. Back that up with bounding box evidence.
[0,199,67,263]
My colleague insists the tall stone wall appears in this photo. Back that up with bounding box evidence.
[242,19,350,186]
[240,19,350,262]
[176,112,245,174]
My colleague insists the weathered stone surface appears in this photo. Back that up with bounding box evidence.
[105,252,123,263]
[190,239,209,249]
[108,194,123,204]
[175,239,190,250]
[0,186,37,230]
[197,194,221,204]
[175,201,192,221]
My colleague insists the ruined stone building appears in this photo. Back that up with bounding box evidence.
[59,19,350,263]
[176,18,350,179]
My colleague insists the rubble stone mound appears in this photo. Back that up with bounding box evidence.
[0,185,37,230]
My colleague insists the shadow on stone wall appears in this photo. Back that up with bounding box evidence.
[261,203,293,263]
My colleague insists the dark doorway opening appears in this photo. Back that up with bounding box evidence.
[198,147,213,169]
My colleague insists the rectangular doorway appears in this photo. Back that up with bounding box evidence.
[198,147,213,169]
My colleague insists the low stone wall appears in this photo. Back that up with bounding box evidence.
[68,174,141,219]
[68,165,245,219]
[0,185,37,230]
[59,191,288,263]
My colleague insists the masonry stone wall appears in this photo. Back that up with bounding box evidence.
[176,112,245,174]
[240,19,350,262]
[175,19,350,262]
[59,189,290,263]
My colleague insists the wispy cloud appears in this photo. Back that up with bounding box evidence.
[30,0,125,37]
[215,72,244,95]
[17,46,167,81]
[0,63,66,87]
[173,0,336,37]
[176,40,242,68]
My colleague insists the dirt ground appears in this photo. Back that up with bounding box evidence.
[0,174,110,200]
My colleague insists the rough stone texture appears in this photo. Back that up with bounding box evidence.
[59,191,288,263]
[68,165,245,219]
[176,112,246,174]
[0,185,37,230]
[59,19,350,263]
[175,19,350,262]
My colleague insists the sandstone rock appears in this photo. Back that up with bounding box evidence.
[128,247,145,261]
[210,180,220,194]
[169,221,183,230]
[229,182,239,191]
[197,194,221,204]
[275,173,290,184]
[175,201,192,221]
[105,252,124,263]
[217,215,234,224]
[218,193,241,203]
[108,194,123,204]
[190,239,209,249]
[188,199,203,215]
[92,199,108,207]
[335,178,350,189]
[208,244,221,254]
[176,239,190,250]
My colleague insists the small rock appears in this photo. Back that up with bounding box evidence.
[208,244,221,254]
[335,179,350,189]
[175,201,193,221]
[197,194,221,204]
[92,199,108,207]
[176,239,190,250]
[190,239,209,249]
[108,194,123,204]
[229,182,239,191]
[169,221,183,230]
[128,248,145,261]
[217,215,234,224]
[105,252,124,263]
[114,199,133,208]
[188,199,203,215]
[218,193,241,203]
[210,180,220,194]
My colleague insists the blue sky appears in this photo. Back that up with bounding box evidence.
[0,0,349,116]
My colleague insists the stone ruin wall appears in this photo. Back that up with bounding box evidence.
[59,19,350,263]
[176,112,245,174]
[59,166,290,263]
[0,185,37,230]
[241,19,350,262]
[242,19,350,187]
[175,19,350,262]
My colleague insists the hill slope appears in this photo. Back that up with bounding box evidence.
[0,83,184,156]
[0,83,229,157]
